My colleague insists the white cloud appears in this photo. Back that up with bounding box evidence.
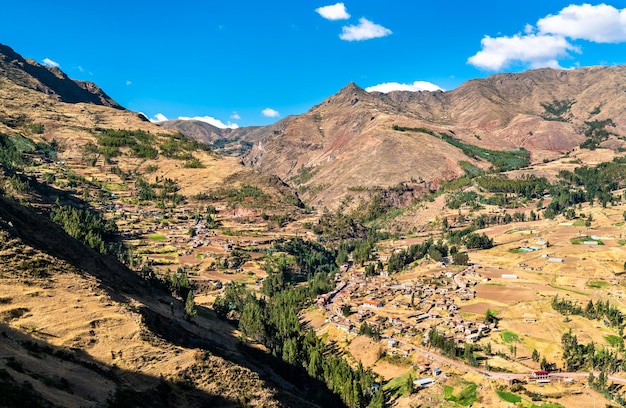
[469,4,626,71]
[340,17,392,41]
[366,81,443,93]
[77,65,84,72]
[524,24,534,35]
[468,33,578,71]
[537,3,626,43]
[178,116,239,129]
[149,113,239,128]
[42,58,59,68]
[126,80,132,86]
[262,108,280,118]
[230,112,241,120]
[316,3,350,20]
[150,113,169,122]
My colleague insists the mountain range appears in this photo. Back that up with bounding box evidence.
[1,41,626,408]
[164,66,626,209]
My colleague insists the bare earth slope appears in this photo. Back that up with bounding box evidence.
[243,67,626,208]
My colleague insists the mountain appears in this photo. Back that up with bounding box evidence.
[242,67,626,209]
[0,44,323,407]
[158,117,293,156]
[0,43,122,108]
[2,42,626,408]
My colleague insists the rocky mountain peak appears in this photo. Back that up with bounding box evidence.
[0,43,123,109]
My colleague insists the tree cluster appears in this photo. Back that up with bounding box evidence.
[213,238,383,407]
[50,204,120,256]
[552,296,625,330]
[387,238,437,273]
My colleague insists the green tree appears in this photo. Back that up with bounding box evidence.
[452,252,469,265]
[405,374,413,395]
[368,388,385,408]
[341,304,351,317]
[485,342,492,355]
[484,309,498,325]
[365,263,376,276]
[336,247,348,265]
[308,349,324,379]
[184,290,197,320]
[282,336,299,365]
[239,298,267,343]
[464,232,493,249]
[532,349,540,363]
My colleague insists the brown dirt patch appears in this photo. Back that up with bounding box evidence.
[475,284,537,304]
[459,302,501,315]
[346,336,382,368]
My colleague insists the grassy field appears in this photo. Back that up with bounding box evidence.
[587,280,609,289]
[383,372,414,398]
[500,330,520,343]
[547,284,590,296]
[497,390,522,403]
[443,382,478,406]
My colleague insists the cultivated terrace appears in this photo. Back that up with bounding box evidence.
[1,45,626,407]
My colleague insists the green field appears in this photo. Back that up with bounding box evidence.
[383,372,415,398]
[501,330,520,343]
[496,391,522,403]
[444,383,478,406]
[571,236,604,245]
[605,334,622,347]
[587,280,609,289]
[548,284,589,296]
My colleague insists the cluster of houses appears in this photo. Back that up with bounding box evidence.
[317,262,495,353]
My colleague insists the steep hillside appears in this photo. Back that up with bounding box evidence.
[0,44,325,408]
[243,67,626,209]
[0,44,302,213]
[0,196,319,408]
[0,43,121,109]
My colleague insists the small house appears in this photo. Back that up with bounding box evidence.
[413,378,435,388]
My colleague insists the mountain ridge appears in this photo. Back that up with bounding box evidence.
[0,43,122,109]
[1,42,626,408]
[240,65,626,208]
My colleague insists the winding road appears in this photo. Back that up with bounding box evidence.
[406,342,626,384]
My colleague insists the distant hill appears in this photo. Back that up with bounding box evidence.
[158,117,293,156]
[0,43,122,108]
[242,67,626,208]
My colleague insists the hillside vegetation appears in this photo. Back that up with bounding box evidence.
[2,42,626,408]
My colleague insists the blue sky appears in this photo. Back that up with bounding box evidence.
[2,1,626,127]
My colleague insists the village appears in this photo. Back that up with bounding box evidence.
[317,259,490,351]
[61,162,626,404]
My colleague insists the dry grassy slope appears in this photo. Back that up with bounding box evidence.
[0,45,316,407]
[0,72,300,207]
[0,43,121,108]
[244,66,626,209]
[0,196,317,408]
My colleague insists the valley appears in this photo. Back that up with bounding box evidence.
[1,42,626,407]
